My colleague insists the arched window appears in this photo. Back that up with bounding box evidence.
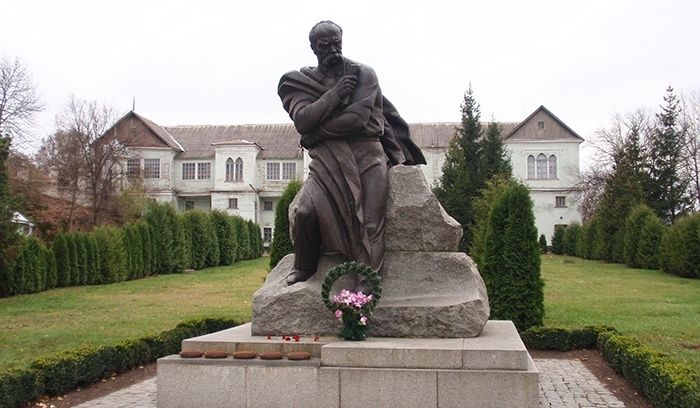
[536,154,548,179]
[235,157,243,182]
[226,157,244,182]
[225,158,234,182]
[548,155,557,179]
[527,155,535,179]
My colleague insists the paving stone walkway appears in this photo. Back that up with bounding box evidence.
[73,359,626,408]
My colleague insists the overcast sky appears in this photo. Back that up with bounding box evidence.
[3,0,699,167]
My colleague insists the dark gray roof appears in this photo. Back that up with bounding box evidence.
[165,124,302,159]
[162,122,520,159]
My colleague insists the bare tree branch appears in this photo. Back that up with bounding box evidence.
[0,58,44,147]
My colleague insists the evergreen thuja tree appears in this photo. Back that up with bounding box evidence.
[648,86,691,223]
[481,182,543,331]
[0,135,20,292]
[434,86,512,252]
[434,86,482,251]
[550,225,566,255]
[269,180,302,268]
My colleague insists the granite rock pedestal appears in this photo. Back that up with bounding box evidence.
[251,165,490,338]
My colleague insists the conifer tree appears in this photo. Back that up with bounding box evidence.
[269,180,302,268]
[0,135,19,288]
[648,86,691,222]
[434,86,510,251]
[481,182,543,331]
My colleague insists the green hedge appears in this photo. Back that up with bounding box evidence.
[551,225,566,255]
[659,213,700,278]
[522,326,700,408]
[1,202,264,298]
[0,317,239,408]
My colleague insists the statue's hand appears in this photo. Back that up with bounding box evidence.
[332,75,358,100]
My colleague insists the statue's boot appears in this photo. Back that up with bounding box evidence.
[286,268,314,285]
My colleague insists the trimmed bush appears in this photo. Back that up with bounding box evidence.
[66,234,79,286]
[0,368,39,408]
[522,325,700,408]
[0,318,240,407]
[623,204,656,268]
[53,234,71,287]
[551,225,566,255]
[481,182,543,331]
[562,222,581,256]
[43,245,57,290]
[136,222,155,276]
[183,210,219,270]
[538,234,547,254]
[636,214,665,270]
[521,325,616,351]
[659,213,700,278]
[143,202,187,274]
[234,216,251,261]
[269,180,303,268]
[598,331,700,408]
[590,217,605,260]
[75,234,89,285]
[122,224,144,279]
[84,235,98,285]
[247,220,262,259]
[576,220,597,260]
[92,226,128,284]
[210,210,238,266]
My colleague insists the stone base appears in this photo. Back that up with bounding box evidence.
[251,251,489,338]
[157,321,539,408]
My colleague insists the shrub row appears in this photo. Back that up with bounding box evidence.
[557,204,698,279]
[522,326,700,408]
[0,202,264,298]
[0,237,55,296]
[0,317,239,408]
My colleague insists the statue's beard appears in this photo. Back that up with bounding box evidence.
[323,52,343,67]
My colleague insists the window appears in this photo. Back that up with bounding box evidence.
[263,227,272,242]
[537,120,545,129]
[235,158,243,181]
[266,162,281,180]
[182,163,195,180]
[226,158,234,181]
[555,196,566,208]
[263,199,274,211]
[226,157,244,182]
[197,163,211,180]
[228,198,238,209]
[127,158,140,176]
[144,158,160,179]
[536,154,548,179]
[282,162,296,180]
[185,200,194,210]
[527,155,535,179]
[548,155,557,179]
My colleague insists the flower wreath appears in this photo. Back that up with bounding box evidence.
[321,261,382,340]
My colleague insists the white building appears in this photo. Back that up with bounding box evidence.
[104,106,582,245]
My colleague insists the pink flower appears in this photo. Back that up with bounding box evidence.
[359,316,368,326]
[335,309,343,320]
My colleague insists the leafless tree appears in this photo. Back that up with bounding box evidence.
[54,96,124,226]
[574,109,653,219]
[36,129,87,229]
[680,89,700,211]
[0,58,44,146]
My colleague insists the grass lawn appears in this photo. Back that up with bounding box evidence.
[542,254,700,373]
[0,257,269,371]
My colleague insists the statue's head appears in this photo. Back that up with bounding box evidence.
[309,21,343,68]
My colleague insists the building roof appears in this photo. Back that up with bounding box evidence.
[120,106,577,159]
[100,111,184,151]
[505,105,585,142]
[162,121,520,159]
[165,124,302,160]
